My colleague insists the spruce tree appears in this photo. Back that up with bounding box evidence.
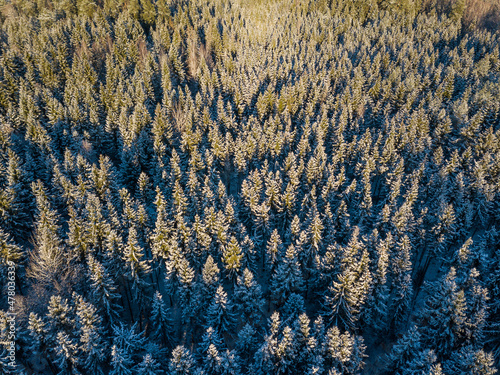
[169,346,199,375]
[27,181,67,290]
[150,290,173,347]
[234,268,264,325]
[206,285,236,335]
[270,244,304,306]
[73,293,107,374]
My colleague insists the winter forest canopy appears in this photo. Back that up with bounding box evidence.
[0,0,500,373]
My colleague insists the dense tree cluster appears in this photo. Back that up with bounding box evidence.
[0,0,499,373]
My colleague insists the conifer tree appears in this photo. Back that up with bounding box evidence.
[384,326,423,375]
[323,229,372,330]
[234,268,264,325]
[2,149,32,236]
[222,235,243,279]
[136,354,164,375]
[443,346,496,375]
[73,293,107,374]
[251,312,282,375]
[43,296,76,361]
[365,233,391,333]
[266,229,283,271]
[87,254,121,324]
[110,344,134,375]
[27,313,51,368]
[110,322,146,375]
[325,326,366,375]
[236,324,258,361]
[418,268,466,357]
[54,331,79,375]
[123,225,151,301]
[206,285,236,335]
[169,346,198,375]
[27,181,67,290]
[391,235,414,329]
[270,244,304,306]
[150,290,173,347]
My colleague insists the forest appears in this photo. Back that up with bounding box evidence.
[0,0,499,373]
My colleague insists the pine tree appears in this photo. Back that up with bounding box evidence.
[323,229,372,330]
[281,293,306,324]
[140,0,157,27]
[199,326,225,359]
[308,210,324,254]
[203,343,223,374]
[46,296,76,344]
[77,0,97,17]
[463,268,489,347]
[365,233,391,333]
[27,313,51,366]
[110,344,134,375]
[235,324,258,361]
[2,149,32,237]
[251,312,281,375]
[274,325,299,374]
[219,349,242,375]
[202,255,221,295]
[291,312,321,374]
[178,256,197,325]
[401,349,440,375]
[266,229,283,271]
[150,188,171,261]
